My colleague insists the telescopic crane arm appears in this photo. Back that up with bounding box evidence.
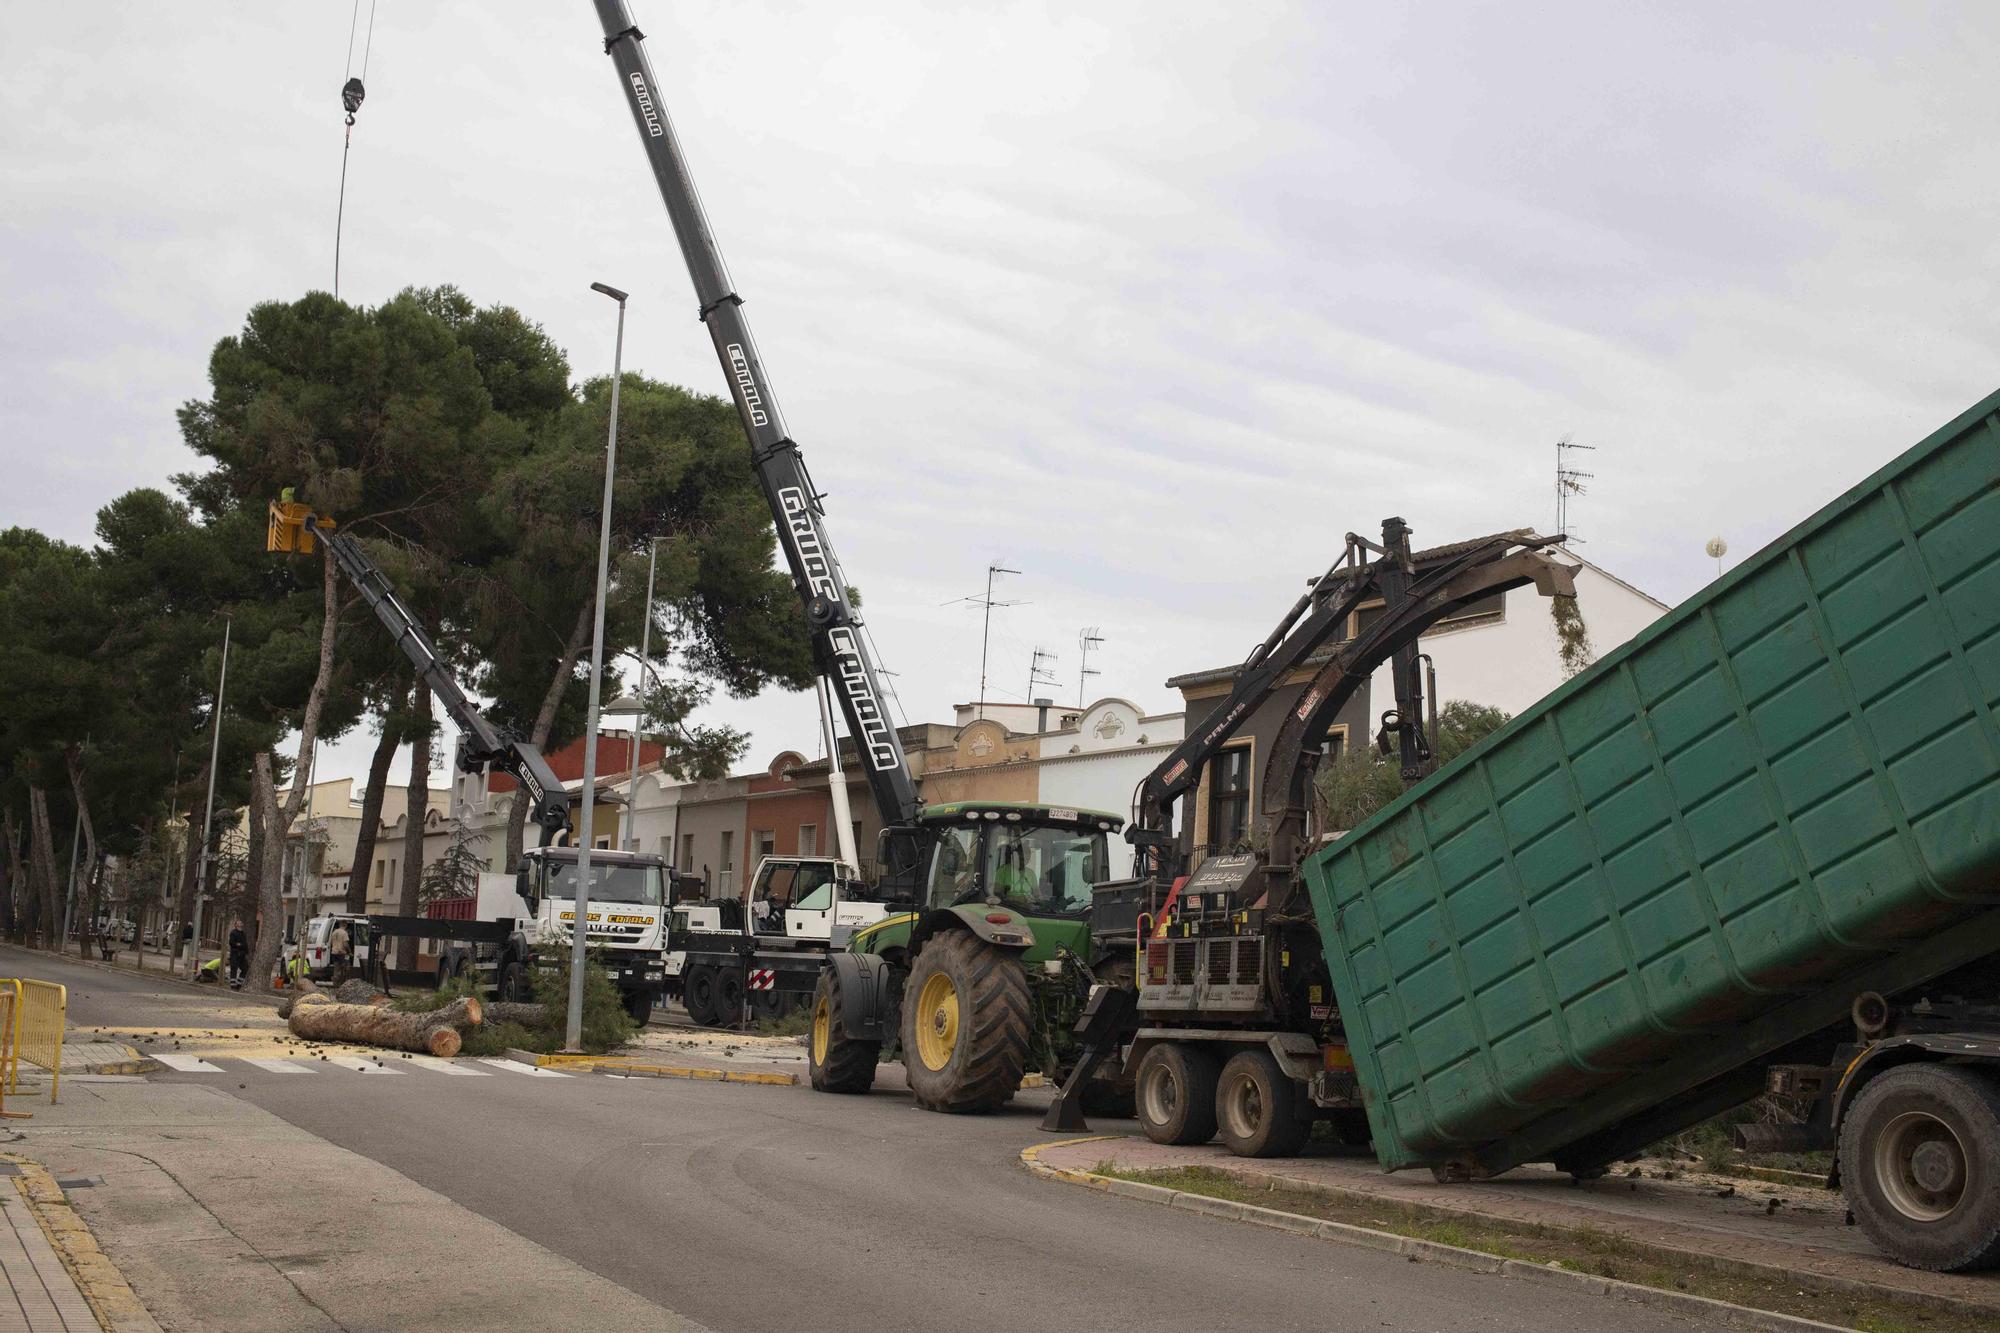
[594,1,922,831]
[267,500,572,845]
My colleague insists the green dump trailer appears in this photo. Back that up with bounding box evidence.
[1301,388,2000,1270]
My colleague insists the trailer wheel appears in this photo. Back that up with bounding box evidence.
[683,965,719,1026]
[900,930,1030,1113]
[1217,1048,1309,1158]
[1841,1064,2000,1271]
[1135,1043,1219,1146]
[809,968,879,1094]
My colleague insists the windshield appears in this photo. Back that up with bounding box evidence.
[926,822,1108,917]
[543,860,665,907]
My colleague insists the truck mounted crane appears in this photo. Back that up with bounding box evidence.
[267,499,670,1020]
[593,2,1126,1109]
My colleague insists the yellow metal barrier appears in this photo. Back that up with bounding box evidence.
[0,979,65,1103]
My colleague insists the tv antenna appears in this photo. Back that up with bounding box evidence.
[946,563,1021,721]
[1077,626,1104,706]
[1027,646,1060,702]
[1555,437,1595,544]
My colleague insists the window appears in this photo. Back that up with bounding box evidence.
[754,830,776,863]
[680,833,694,869]
[798,824,817,857]
[984,823,1108,916]
[1208,746,1252,849]
[719,831,734,870]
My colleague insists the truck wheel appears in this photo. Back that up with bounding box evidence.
[623,990,654,1026]
[809,968,879,1094]
[715,968,746,1025]
[683,966,719,1026]
[500,960,532,1003]
[900,931,1030,1113]
[1217,1048,1309,1158]
[1135,1043,1219,1146]
[1841,1064,2000,1271]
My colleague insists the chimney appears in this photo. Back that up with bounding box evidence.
[1034,696,1054,732]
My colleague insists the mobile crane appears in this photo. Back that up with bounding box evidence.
[267,500,670,1019]
[594,2,1125,1108]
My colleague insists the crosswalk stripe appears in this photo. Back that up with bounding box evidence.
[323,1054,406,1075]
[476,1058,570,1078]
[405,1054,490,1076]
[154,1053,224,1073]
[242,1058,314,1074]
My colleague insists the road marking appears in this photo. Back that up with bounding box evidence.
[405,1055,490,1076]
[477,1059,570,1078]
[153,1053,223,1073]
[242,1058,314,1074]
[323,1054,406,1075]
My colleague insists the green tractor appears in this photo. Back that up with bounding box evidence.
[808,801,1126,1112]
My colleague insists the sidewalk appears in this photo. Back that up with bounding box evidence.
[0,1156,156,1332]
[1037,1135,2000,1320]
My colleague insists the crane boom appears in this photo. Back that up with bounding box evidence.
[594,1,921,829]
[268,501,571,845]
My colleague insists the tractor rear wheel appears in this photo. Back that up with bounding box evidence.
[900,931,1029,1113]
[809,968,879,1094]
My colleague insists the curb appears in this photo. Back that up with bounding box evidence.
[3,1152,161,1332]
[1018,1141,1855,1333]
[530,1051,796,1086]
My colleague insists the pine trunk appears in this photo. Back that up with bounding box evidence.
[505,599,593,871]
[27,788,60,949]
[173,797,202,965]
[345,703,404,914]
[286,992,483,1057]
[397,678,433,971]
[1,806,21,939]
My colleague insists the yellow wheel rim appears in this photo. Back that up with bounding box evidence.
[811,995,831,1064]
[913,970,960,1072]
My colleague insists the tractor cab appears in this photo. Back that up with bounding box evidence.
[914,803,1122,920]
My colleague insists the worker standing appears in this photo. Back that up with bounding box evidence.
[226,918,249,990]
[330,920,351,984]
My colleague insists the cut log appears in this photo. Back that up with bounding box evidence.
[287,994,484,1056]
[277,979,325,1020]
[481,1001,551,1029]
[333,979,392,1006]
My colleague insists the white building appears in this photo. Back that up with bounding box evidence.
[1033,699,1186,880]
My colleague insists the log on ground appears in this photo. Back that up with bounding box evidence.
[287,994,484,1057]
[481,1001,551,1029]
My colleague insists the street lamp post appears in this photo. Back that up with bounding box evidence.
[626,535,660,849]
[190,615,231,974]
[567,281,628,1052]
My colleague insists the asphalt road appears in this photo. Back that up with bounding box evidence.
[28,953,1716,1332]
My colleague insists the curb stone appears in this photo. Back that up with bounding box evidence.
[520,1049,798,1086]
[1018,1140,1855,1333]
[2,1152,161,1332]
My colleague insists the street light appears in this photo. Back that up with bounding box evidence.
[626,534,660,848]
[567,281,628,1052]
[190,614,231,974]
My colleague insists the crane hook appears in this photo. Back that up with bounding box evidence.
[342,76,366,126]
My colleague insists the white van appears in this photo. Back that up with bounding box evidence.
[300,913,370,980]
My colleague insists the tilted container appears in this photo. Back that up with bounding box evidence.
[1302,389,2000,1175]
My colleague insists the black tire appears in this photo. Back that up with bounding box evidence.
[1841,1064,2000,1271]
[751,988,804,1021]
[900,931,1031,1113]
[1135,1043,1220,1146]
[500,960,531,1003]
[809,968,879,1094]
[624,990,654,1026]
[683,965,719,1026]
[1217,1048,1310,1158]
[715,968,747,1025]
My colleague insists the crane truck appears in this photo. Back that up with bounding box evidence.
[266,500,670,1022]
[593,2,1128,1106]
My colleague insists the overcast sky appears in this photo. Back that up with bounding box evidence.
[4,2,1995,792]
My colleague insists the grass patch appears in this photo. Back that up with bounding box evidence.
[1090,1164,1981,1333]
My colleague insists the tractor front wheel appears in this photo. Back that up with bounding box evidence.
[809,968,879,1094]
[900,931,1029,1113]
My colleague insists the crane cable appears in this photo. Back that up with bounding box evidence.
[333,0,379,300]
